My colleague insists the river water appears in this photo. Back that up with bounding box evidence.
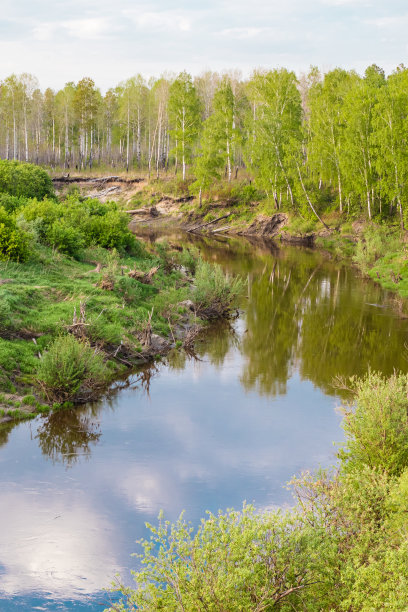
[0,234,407,610]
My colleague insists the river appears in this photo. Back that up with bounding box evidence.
[0,234,407,610]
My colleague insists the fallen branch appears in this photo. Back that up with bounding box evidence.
[128,266,159,284]
[182,325,202,352]
[187,213,231,233]
[52,175,144,185]
[211,225,233,234]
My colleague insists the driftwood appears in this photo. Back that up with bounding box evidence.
[128,265,159,284]
[92,185,121,197]
[188,212,231,233]
[52,176,144,185]
[126,206,159,216]
[151,194,194,203]
[195,299,237,320]
[280,232,315,246]
[211,225,233,234]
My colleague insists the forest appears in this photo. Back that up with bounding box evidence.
[2,64,408,224]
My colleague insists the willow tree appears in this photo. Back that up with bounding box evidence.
[245,69,302,210]
[168,72,201,180]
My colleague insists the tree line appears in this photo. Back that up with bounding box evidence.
[1,65,408,221]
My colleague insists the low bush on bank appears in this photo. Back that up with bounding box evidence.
[0,206,30,262]
[353,224,402,273]
[18,195,138,258]
[106,371,408,611]
[0,159,54,200]
[36,335,109,402]
[192,259,244,319]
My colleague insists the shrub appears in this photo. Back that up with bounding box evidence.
[84,209,135,251]
[288,216,317,235]
[36,335,109,402]
[178,246,198,274]
[192,259,244,319]
[19,197,61,241]
[0,159,54,199]
[47,220,85,258]
[106,506,313,612]
[19,195,138,255]
[0,194,29,214]
[353,225,401,273]
[0,206,30,262]
[339,371,408,476]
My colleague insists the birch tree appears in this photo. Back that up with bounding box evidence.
[245,69,302,210]
[168,72,201,180]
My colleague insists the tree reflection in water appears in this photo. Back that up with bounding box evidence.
[35,408,101,466]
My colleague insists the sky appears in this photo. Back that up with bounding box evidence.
[0,0,407,91]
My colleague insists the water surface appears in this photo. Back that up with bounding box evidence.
[0,235,407,610]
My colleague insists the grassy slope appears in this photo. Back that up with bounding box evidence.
[0,243,190,418]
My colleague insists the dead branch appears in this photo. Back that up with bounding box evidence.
[187,212,231,233]
[139,308,154,348]
[182,325,202,352]
[128,266,159,284]
[65,301,90,338]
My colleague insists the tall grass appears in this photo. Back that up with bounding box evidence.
[36,335,109,402]
[192,259,244,319]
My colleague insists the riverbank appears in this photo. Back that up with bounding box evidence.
[116,178,408,311]
[0,242,192,423]
[0,162,246,424]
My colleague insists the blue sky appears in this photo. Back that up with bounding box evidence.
[1,0,407,90]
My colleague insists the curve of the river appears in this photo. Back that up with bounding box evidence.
[0,233,407,610]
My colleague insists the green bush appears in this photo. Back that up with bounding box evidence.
[0,194,29,214]
[19,195,137,254]
[353,225,402,273]
[107,506,311,612]
[48,220,85,258]
[36,335,109,402]
[0,206,30,262]
[192,258,244,318]
[84,209,135,251]
[19,197,61,241]
[178,246,198,274]
[339,371,408,476]
[0,159,54,199]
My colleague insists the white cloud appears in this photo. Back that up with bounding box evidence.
[126,10,192,32]
[321,0,371,5]
[219,27,271,39]
[62,17,113,40]
[366,14,408,27]
[32,22,57,41]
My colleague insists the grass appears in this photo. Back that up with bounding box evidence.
[0,242,191,405]
[192,258,245,319]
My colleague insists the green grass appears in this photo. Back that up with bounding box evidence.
[0,242,191,405]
